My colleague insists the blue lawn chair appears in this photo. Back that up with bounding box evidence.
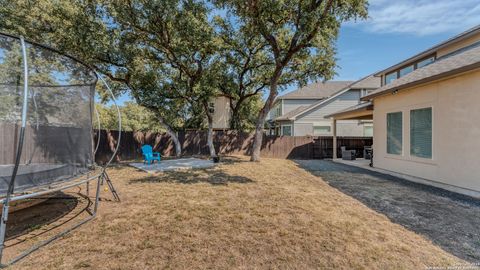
[141,145,161,165]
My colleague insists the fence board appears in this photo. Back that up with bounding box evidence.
[0,123,372,164]
[92,130,372,163]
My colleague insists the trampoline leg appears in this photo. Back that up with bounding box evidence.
[93,175,102,214]
[0,200,10,265]
[102,171,120,202]
[0,176,103,267]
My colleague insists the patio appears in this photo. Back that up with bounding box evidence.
[129,157,216,172]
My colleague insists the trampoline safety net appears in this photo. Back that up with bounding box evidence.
[0,33,97,196]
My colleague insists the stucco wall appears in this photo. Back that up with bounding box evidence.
[372,69,480,193]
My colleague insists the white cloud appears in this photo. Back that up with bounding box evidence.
[352,0,480,36]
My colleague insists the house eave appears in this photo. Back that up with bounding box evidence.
[362,62,480,101]
[373,25,480,76]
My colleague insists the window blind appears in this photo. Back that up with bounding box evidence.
[387,112,402,155]
[410,107,432,158]
[313,126,331,135]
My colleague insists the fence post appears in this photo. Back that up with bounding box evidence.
[332,119,337,159]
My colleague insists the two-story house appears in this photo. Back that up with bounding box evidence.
[267,76,380,136]
[327,25,480,198]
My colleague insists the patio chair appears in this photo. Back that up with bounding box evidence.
[341,146,356,160]
[141,145,161,165]
[364,146,372,160]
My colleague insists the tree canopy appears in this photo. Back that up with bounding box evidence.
[0,0,369,160]
[214,0,368,160]
[94,102,165,132]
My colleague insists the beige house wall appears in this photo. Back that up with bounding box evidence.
[372,69,480,193]
[437,31,480,57]
[212,96,231,129]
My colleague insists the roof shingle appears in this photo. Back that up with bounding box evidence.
[349,75,381,89]
[277,81,353,100]
[363,44,480,101]
[275,106,309,121]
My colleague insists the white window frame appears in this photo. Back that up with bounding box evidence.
[417,57,435,68]
[385,72,398,85]
[313,125,331,136]
[363,125,373,137]
[281,124,292,136]
[406,104,435,164]
[386,111,403,156]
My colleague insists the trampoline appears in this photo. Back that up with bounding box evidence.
[0,33,121,265]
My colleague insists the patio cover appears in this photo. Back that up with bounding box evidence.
[326,101,373,158]
[325,101,373,120]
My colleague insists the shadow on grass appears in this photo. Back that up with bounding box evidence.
[128,168,254,186]
[3,189,95,250]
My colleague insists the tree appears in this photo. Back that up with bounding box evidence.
[108,0,222,157]
[215,0,368,161]
[94,102,166,132]
[214,17,270,130]
[0,0,221,158]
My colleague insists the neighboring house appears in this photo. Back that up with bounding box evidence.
[328,25,480,197]
[267,77,380,136]
[208,96,231,130]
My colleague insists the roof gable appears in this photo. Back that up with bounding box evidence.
[277,81,353,100]
[276,75,378,121]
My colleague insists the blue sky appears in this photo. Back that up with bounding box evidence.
[112,0,480,104]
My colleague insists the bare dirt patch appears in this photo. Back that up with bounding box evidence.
[9,157,465,269]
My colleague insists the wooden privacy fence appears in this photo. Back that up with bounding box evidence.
[94,130,373,163]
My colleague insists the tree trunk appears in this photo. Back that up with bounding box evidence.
[251,82,278,161]
[156,115,182,157]
[229,100,242,130]
[166,127,182,158]
[206,114,217,158]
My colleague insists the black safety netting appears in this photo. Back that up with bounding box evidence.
[0,34,97,196]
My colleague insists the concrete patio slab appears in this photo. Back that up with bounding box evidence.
[332,158,480,199]
[129,158,215,172]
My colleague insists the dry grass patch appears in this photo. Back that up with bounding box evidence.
[11,157,464,269]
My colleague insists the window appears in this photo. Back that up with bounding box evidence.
[361,89,374,97]
[384,55,436,85]
[276,105,281,117]
[410,107,432,159]
[313,126,331,135]
[387,112,402,155]
[208,102,215,114]
[281,125,292,136]
[385,72,398,84]
[363,125,373,137]
[399,65,414,77]
[417,57,434,68]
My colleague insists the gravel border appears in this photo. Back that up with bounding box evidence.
[295,159,480,263]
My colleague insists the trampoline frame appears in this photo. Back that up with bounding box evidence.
[0,34,122,267]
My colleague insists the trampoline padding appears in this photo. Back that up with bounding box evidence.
[0,164,89,195]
